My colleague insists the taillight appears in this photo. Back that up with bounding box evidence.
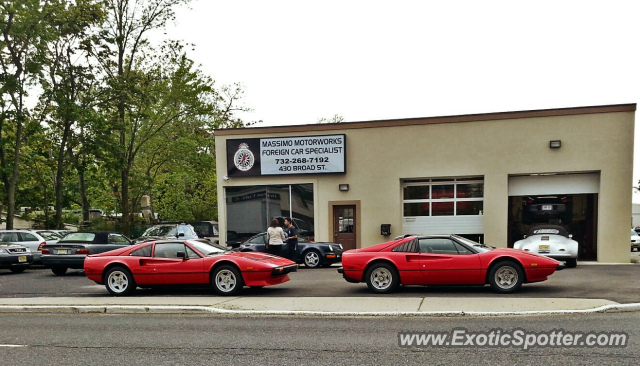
[76,247,89,255]
[37,242,46,251]
[41,248,50,254]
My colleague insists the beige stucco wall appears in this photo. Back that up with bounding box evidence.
[215,110,635,263]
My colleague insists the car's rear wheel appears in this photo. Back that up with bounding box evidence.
[104,266,136,296]
[488,260,524,293]
[365,263,399,294]
[211,265,244,296]
[303,250,321,268]
[51,267,67,276]
[565,258,577,268]
[10,267,26,273]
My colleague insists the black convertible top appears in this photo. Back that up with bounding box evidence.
[58,232,116,244]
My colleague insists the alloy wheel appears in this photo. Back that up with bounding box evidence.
[107,270,129,293]
[305,251,320,267]
[216,270,237,292]
[494,266,518,290]
[370,267,392,290]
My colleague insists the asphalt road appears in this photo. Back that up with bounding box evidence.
[0,312,638,365]
[1,264,639,303]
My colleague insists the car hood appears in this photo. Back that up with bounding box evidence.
[226,251,296,266]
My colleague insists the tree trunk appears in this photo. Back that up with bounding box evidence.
[5,183,15,230]
[78,166,90,223]
[121,166,130,237]
[54,122,71,229]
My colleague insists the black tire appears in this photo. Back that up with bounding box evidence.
[365,263,400,294]
[104,266,136,296]
[303,250,322,268]
[211,265,244,296]
[565,258,577,268]
[51,267,68,276]
[250,286,264,289]
[488,260,524,294]
[10,267,26,273]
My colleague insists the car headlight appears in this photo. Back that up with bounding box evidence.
[0,249,7,254]
[328,245,334,252]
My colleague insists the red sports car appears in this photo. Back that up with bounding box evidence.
[84,239,297,296]
[337,235,563,294]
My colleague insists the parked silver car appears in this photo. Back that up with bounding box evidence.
[0,230,47,263]
[0,242,33,273]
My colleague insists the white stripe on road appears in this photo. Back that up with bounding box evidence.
[0,345,27,347]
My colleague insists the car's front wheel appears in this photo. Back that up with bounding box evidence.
[211,265,244,296]
[365,263,399,294]
[488,260,524,293]
[565,258,577,268]
[303,250,321,268]
[104,266,136,296]
[51,267,67,276]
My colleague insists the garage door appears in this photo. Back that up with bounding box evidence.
[508,173,599,196]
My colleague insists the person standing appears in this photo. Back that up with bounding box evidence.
[284,217,298,262]
[267,219,285,257]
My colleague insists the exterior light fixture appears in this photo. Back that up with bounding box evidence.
[338,184,349,192]
[549,140,561,149]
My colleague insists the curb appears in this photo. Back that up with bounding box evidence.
[1,303,639,317]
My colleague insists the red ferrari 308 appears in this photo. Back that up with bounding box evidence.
[84,239,297,296]
[338,235,564,294]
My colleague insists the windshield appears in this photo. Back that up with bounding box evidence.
[632,230,638,237]
[40,232,61,240]
[141,226,176,237]
[527,225,569,238]
[186,240,228,255]
[454,235,494,253]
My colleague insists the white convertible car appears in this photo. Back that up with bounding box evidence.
[631,229,640,251]
[513,225,578,268]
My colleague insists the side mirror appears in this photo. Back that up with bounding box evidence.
[176,251,187,259]
[568,234,573,238]
[178,233,185,237]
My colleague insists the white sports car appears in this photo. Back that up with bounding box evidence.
[513,225,578,268]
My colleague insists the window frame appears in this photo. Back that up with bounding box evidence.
[403,177,484,217]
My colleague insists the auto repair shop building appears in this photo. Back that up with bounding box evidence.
[214,104,635,263]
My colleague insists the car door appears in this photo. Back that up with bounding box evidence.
[247,234,267,252]
[18,232,43,253]
[139,242,205,284]
[418,238,482,285]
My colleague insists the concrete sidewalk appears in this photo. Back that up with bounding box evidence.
[0,296,637,316]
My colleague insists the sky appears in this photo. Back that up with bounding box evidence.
[163,0,640,200]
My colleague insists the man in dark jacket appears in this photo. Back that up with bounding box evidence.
[284,217,298,262]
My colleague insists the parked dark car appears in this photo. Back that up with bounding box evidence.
[135,223,199,243]
[0,242,33,273]
[233,232,344,268]
[41,232,133,275]
[523,196,572,224]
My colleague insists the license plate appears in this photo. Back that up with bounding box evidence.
[18,256,27,262]
[538,244,550,253]
[542,205,553,210]
[57,249,69,254]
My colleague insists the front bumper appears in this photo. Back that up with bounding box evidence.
[556,262,566,271]
[41,255,86,269]
[0,254,33,269]
[322,251,343,264]
[271,264,298,276]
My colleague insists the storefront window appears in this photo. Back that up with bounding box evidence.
[432,201,454,216]
[402,177,483,217]
[404,203,430,216]
[225,184,314,241]
[456,201,484,215]
[403,186,430,200]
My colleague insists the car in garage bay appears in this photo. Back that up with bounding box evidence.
[41,232,133,275]
[632,229,640,252]
[513,225,578,268]
[234,232,344,268]
[338,235,563,294]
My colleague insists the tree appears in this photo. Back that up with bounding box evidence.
[93,0,191,236]
[317,114,344,124]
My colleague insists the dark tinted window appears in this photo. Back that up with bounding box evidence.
[109,234,130,244]
[154,243,186,258]
[130,245,152,257]
[249,235,266,244]
[0,232,19,242]
[419,239,459,254]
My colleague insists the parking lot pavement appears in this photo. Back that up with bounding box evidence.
[1,264,639,303]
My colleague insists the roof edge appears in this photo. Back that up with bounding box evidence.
[214,103,636,136]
